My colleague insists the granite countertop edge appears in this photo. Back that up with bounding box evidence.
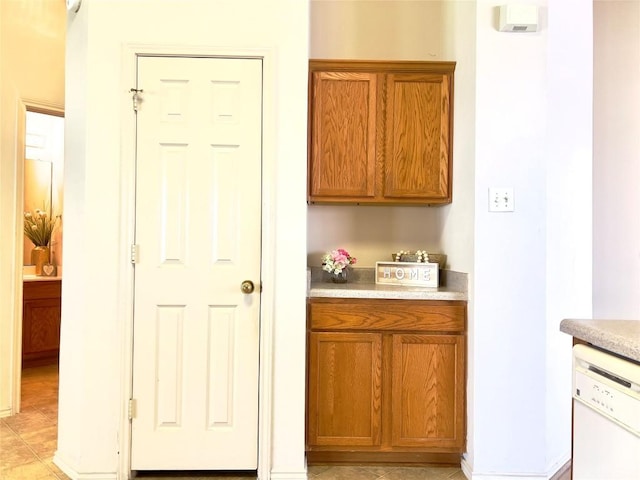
[560,318,640,363]
[307,267,468,302]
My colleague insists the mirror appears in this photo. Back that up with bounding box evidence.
[23,111,64,269]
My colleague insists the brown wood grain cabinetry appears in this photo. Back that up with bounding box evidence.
[306,298,466,464]
[22,280,61,367]
[308,60,455,205]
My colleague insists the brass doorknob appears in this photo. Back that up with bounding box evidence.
[241,280,255,294]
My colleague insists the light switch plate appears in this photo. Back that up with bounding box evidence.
[489,187,514,212]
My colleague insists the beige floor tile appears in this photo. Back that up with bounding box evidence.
[359,465,399,477]
[312,465,384,480]
[447,471,468,480]
[378,466,460,480]
[307,465,333,477]
[0,421,19,440]
[19,424,58,457]
[1,460,60,479]
[0,436,39,471]
[2,411,51,436]
[383,467,460,480]
[43,459,71,480]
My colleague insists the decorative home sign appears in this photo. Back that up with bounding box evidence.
[375,261,439,288]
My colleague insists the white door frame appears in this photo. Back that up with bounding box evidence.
[9,99,64,417]
[118,44,276,480]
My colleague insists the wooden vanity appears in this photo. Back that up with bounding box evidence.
[22,278,61,367]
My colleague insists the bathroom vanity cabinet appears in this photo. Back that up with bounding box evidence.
[22,279,61,367]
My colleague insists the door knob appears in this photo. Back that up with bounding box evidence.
[241,280,255,294]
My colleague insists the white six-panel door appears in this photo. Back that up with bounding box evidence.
[131,56,262,470]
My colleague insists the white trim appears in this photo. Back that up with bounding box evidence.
[461,457,472,479]
[9,100,25,417]
[20,99,64,116]
[0,407,12,418]
[9,99,65,417]
[257,46,277,480]
[461,454,571,480]
[116,43,139,480]
[269,473,309,480]
[118,43,276,480]
[54,451,117,480]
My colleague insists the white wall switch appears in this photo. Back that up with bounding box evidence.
[489,187,514,212]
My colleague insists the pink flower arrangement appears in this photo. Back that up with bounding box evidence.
[322,248,357,274]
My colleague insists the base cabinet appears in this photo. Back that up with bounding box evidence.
[22,280,61,367]
[306,298,466,464]
[308,332,382,447]
[391,333,464,449]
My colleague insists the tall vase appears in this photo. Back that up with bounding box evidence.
[31,246,50,275]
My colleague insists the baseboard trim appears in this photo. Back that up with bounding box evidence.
[0,406,13,419]
[306,451,461,466]
[459,457,571,480]
[550,460,571,480]
[270,471,308,480]
[53,452,117,480]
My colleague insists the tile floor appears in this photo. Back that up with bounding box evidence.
[0,364,68,480]
[0,365,468,480]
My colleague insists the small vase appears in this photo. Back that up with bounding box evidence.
[331,270,348,284]
[31,246,50,275]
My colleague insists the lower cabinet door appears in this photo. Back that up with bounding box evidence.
[22,298,62,366]
[391,333,465,449]
[307,332,382,447]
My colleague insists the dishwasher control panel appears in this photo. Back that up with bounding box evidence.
[573,344,640,436]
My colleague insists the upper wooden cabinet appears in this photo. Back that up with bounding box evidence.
[308,60,455,205]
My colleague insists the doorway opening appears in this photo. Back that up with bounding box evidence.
[13,106,64,415]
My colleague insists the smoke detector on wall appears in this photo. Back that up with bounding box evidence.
[498,4,538,32]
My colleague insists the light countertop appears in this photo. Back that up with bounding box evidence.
[308,267,467,301]
[23,275,62,282]
[560,318,640,363]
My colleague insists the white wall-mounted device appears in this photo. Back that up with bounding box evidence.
[498,4,538,32]
[66,0,81,13]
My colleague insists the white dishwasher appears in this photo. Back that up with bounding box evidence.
[572,344,640,479]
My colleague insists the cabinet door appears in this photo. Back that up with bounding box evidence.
[22,298,61,366]
[384,73,451,203]
[391,334,464,449]
[308,71,378,200]
[307,332,382,447]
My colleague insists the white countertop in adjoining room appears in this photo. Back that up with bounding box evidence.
[23,275,62,282]
[560,318,640,363]
[23,265,62,282]
[308,267,468,301]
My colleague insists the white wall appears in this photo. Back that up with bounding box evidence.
[57,0,308,478]
[471,1,592,478]
[0,0,65,419]
[593,0,640,319]
[308,0,453,269]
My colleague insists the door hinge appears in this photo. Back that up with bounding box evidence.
[128,398,137,420]
[129,88,143,113]
[130,244,139,264]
